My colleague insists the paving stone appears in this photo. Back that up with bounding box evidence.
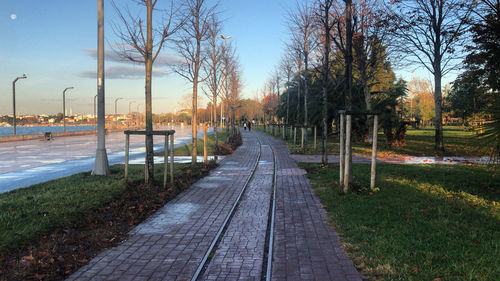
[68,130,361,281]
[68,131,261,280]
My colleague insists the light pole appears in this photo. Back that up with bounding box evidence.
[94,94,98,130]
[114,97,123,116]
[114,97,123,128]
[137,103,143,127]
[92,0,110,176]
[12,74,27,136]
[63,87,74,133]
[128,101,135,127]
[220,34,231,131]
[129,101,135,115]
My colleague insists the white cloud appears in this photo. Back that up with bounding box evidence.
[83,48,184,67]
[79,65,168,80]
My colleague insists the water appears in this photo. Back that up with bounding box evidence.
[0,125,94,136]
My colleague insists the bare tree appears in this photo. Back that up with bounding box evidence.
[202,14,223,153]
[351,0,391,143]
[315,0,336,166]
[286,42,303,125]
[112,0,182,184]
[173,0,218,165]
[280,53,295,125]
[389,0,473,154]
[274,68,282,126]
[220,41,236,137]
[228,55,243,136]
[288,0,316,139]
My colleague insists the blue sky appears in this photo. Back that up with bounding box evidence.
[0,0,292,115]
[0,0,448,116]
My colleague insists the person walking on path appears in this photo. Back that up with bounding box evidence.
[244,122,247,130]
[248,121,252,131]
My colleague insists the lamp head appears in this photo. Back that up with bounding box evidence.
[64,87,74,94]
[16,74,27,80]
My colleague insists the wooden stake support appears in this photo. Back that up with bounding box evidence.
[338,110,380,193]
[124,130,175,188]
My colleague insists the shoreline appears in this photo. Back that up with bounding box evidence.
[0,127,127,143]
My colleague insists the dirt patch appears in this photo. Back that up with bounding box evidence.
[0,162,216,281]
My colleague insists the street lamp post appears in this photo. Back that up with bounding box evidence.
[63,87,74,133]
[12,74,27,136]
[128,101,135,128]
[94,94,98,130]
[220,34,231,131]
[129,101,135,115]
[114,97,123,128]
[92,0,110,176]
[114,97,123,116]
[137,103,143,127]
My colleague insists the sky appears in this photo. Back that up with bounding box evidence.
[0,0,447,116]
[0,0,293,115]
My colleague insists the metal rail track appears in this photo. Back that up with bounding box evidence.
[190,132,278,281]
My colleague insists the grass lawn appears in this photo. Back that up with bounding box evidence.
[258,125,483,157]
[156,129,231,156]
[0,162,215,280]
[301,163,500,280]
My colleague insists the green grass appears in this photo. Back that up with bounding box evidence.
[301,163,500,280]
[156,130,229,156]
[258,125,482,157]
[0,163,192,255]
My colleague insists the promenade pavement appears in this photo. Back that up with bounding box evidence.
[67,130,362,281]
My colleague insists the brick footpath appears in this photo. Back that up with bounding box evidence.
[199,140,274,280]
[264,133,362,281]
[67,131,260,281]
[67,130,362,281]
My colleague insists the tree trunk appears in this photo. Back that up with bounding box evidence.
[434,71,444,154]
[364,80,373,144]
[321,1,331,166]
[286,76,290,125]
[304,54,309,144]
[297,62,302,125]
[213,95,218,151]
[145,0,154,184]
[192,80,198,165]
[231,104,235,136]
[345,0,353,183]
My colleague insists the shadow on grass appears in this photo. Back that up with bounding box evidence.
[302,163,500,280]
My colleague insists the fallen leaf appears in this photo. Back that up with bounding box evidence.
[34,273,46,280]
[21,254,34,268]
[411,267,419,272]
[78,259,88,263]
[446,194,453,198]
[420,209,428,213]
[405,215,415,219]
